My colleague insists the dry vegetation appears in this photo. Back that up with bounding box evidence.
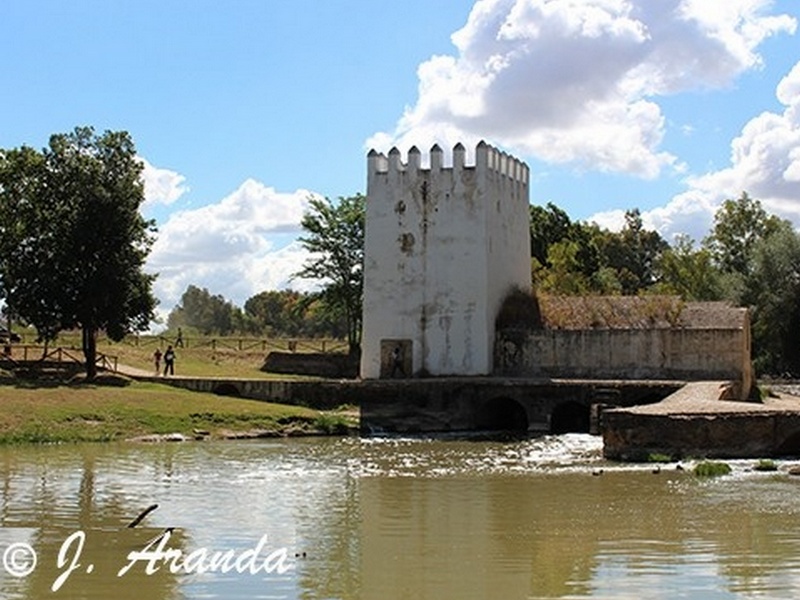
[495,292,744,331]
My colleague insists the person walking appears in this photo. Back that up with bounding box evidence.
[163,345,176,376]
[153,348,162,375]
[175,327,184,348]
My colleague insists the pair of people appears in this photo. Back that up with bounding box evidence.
[153,345,176,376]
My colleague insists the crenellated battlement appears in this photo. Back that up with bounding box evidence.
[367,141,529,185]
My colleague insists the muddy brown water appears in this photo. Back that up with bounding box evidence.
[0,435,799,599]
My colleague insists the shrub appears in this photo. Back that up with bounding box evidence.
[647,453,673,463]
[693,461,732,477]
[313,413,350,435]
[753,459,778,472]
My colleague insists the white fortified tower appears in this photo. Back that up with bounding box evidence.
[360,141,531,379]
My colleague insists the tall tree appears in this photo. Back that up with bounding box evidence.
[529,203,574,266]
[596,209,668,294]
[295,194,365,356]
[167,285,236,335]
[535,240,592,295]
[1,127,157,377]
[653,235,723,301]
[741,221,800,375]
[244,289,307,337]
[0,146,48,333]
[704,192,783,278]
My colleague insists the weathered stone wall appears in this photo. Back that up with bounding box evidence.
[261,352,358,379]
[602,409,800,460]
[495,328,751,388]
[360,142,530,379]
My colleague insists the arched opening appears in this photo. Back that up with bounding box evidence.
[476,397,529,432]
[550,401,590,434]
[775,430,800,456]
[213,383,241,397]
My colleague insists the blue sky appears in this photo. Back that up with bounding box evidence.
[2,0,799,320]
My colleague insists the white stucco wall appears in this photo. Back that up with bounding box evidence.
[360,142,531,379]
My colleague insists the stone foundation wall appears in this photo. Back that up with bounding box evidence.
[261,352,358,379]
[602,410,800,461]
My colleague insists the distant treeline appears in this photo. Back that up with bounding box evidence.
[166,286,347,340]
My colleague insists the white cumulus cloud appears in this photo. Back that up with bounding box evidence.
[140,157,189,207]
[592,59,800,242]
[147,180,318,313]
[368,0,795,178]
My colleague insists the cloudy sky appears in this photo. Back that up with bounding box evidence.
[2,0,799,321]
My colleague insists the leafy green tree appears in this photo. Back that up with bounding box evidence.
[168,285,236,336]
[741,221,800,375]
[535,240,592,294]
[704,192,783,277]
[703,193,800,374]
[244,289,308,337]
[530,203,574,266]
[0,146,47,333]
[295,194,365,356]
[529,204,614,294]
[653,235,723,301]
[596,209,669,295]
[1,127,157,377]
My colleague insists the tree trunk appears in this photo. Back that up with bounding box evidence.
[82,325,97,380]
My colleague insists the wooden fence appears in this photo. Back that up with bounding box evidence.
[113,335,347,354]
[1,345,118,372]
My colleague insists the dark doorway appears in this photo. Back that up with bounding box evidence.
[476,397,529,432]
[550,401,590,434]
[213,383,241,397]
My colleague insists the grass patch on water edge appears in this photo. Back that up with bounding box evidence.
[0,380,356,445]
[693,461,732,477]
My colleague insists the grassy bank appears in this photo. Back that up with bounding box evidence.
[0,378,356,445]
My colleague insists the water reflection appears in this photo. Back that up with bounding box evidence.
[0,437,798,599]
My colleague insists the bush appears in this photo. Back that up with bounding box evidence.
[693,461,732,477]
[647,453,673,463]
[313,413,350,435]
[753,459,778,472]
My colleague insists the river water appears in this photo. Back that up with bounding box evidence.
[1,435,799,599]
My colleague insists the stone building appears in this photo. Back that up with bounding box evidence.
[360,142,531,379]
[495,294,752,397]
[359,141,752,398]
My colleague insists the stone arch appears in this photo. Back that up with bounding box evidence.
[775,430,800,456]
[550,401,590,434]
[213,383,241,397]
[475,397,529,432]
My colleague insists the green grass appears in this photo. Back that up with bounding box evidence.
[0,379,357,445]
